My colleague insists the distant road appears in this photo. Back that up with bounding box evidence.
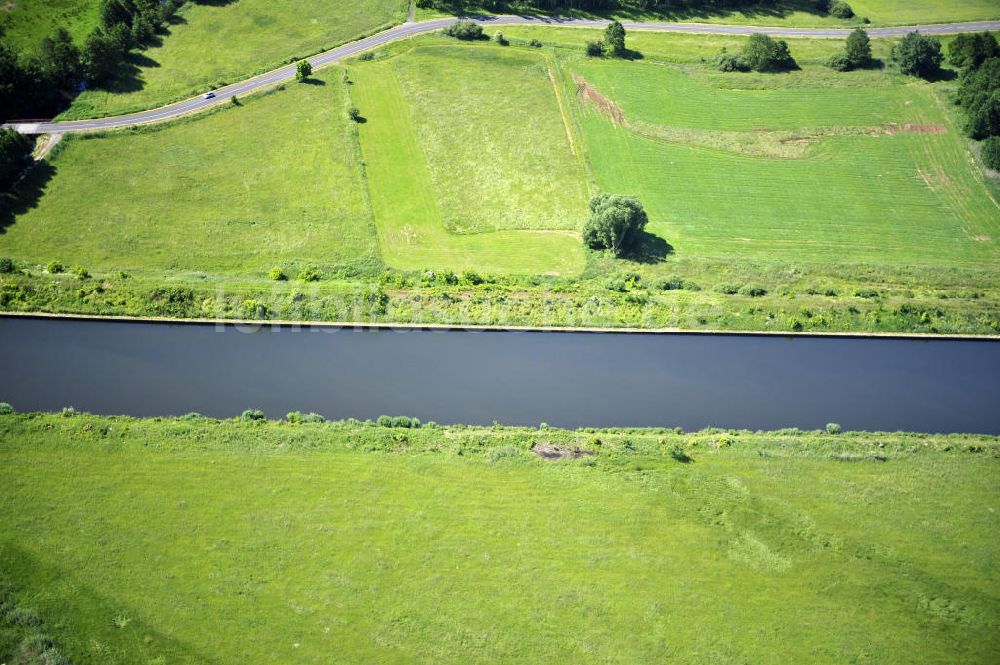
[7,15,1000,135]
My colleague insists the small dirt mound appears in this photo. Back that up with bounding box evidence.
[573,74,625,125]
[885,123,946,135]
[531,443,594,460]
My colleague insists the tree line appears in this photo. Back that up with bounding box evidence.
[0,0,188,122]
[949,33,1000,170]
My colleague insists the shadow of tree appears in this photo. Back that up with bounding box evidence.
[458,0,826,23]
[625,231,672,264]
[0,542,226,665]
[0,161,56,235]
[301,77,326,86]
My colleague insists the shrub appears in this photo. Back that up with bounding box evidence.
[714,283,740,295]
[298,266,320,282]
[740,33,796,72]
[738,284,767,297]
[46,260,65,274]
[348,106,362,122]
[788,316,804,331]
[0,257,13,273]
[268,267,287,281]
[19,633,54,657]
[241,408,265,421]
[377,415,392,427]
[71,265,89,279]
[0,402,14,415]
[493,31,508,46]
[180,412,204,420]
[854,287,880,298]
[982,136,1000,170]
[443,19,483,41]
[826,422,843,434]
[829,1,853,18]
[528,38,543,48]
[716,51,749,72]
[61,406,78,417]
[669,443,692,463]
[585,40,605,57]
[391,415,412,428]
[4,606,42,626]
[242,299,270,319]
[948,32,999,71]
[358,51,376,61]
[302,412,326,423]
[827,53,852,71]
[488,444,520,463]
[892,32,942,78]
[582,194,649,256]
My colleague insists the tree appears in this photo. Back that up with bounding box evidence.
[740,33,796,72]
[958,57,1000,139]
[37,28,81,87]
[829,1,853,18]
[582,194,649,256]
[0,41,28,121]
[84,28,120,83]
[844,28,871,67]
[585,40,605,57]
[0,128,33,191]
[892,31,942,79]
[296,59,312,81]
[948,32,999,72]
[604,20,626,57]
[981,136,1000,170]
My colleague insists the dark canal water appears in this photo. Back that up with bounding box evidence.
[1,316,998,433]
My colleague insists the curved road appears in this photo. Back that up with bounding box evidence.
[8,15,1000,135]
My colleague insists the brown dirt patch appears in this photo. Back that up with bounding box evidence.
[531,443,594,461]
[572,74,625,125]
[885,123,946,135]
[973,235,991,242]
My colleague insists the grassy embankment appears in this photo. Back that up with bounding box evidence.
[58,0,408,120]
[1,30,998,333]
[0,411,998,664]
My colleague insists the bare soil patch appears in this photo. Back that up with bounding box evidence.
[531,443,595,461]
[573,74,625,125]
[886,123,946,135]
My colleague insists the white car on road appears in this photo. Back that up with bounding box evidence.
[203,91,216,99]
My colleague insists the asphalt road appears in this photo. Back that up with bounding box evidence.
[7,15,1000,135]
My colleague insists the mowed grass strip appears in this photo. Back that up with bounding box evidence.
[572,58,919,131]
[0,416,998,664]
[0,70,376,278]
[393,46,589,233]
[61,0,408,119]
[350,55,585,275]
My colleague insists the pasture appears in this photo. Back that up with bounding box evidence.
[0,0,99,53]
[61,0,408,119]
[0,413,998,664]
[0,70,377,280]
[348,46,587,274]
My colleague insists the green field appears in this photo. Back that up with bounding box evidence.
[570,56,999,267]
[0,70,377,280]
[3,31,1000,333]
[0,0,99,53]
[0,414,998,664]
[60,0,408,119]
[349,46,587,274]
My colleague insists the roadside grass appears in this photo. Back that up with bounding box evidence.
[0,0,99,53]
[0,414,998,664]
[569,56,999,267]
[60,0,408,120]
[348,49,586,274]
[0,70,378,279]
[418,0,1000,27]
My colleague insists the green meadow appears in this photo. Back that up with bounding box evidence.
[0,0,99,53]
[349,46,587,274]
[1,70,377,280]
[2,30,999,332]
[0,414,998,664]
[60,0,408,119]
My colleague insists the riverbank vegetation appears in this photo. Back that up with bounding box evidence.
[1,30,998,334]
[0,411,997,664]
